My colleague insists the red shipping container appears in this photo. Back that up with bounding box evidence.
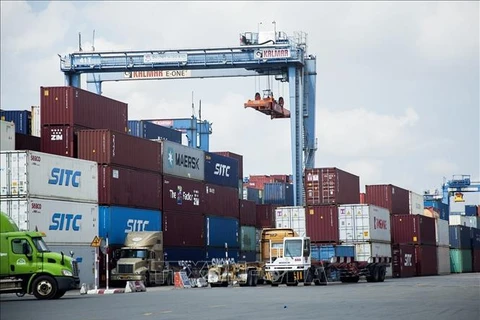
[414,244,438,276]
[163,211,205,247]
[270,175,290,183]
[365,184,409,214]
[239,199,256,226]
[305,205,339,243]
[473,249,480,272]
[77,129,162,172]
[163,175,205,214]
[41,125,88,157]
[391,214,436,246]
[359,193,366,204]
[204,184,239,218]
[15,133,41,152]
[98,165,162,210]
[213,151,243,181]
[40,86,128,132]
[256,204,277,228]
[392,244,416,278]
[248,175,275,190]
[304,168,360,206]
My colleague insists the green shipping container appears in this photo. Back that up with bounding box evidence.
[240,226,257,251]
[450,249,472,273]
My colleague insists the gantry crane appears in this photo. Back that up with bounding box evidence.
[58,27,317,206]
[424,174,480,206]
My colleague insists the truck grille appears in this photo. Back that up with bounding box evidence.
[71,260,79,277]
[118,264,133,274]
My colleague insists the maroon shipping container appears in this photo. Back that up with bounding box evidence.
[239,200,256,226]
[392,244,416,278]
[248,175,274,190]
[41,125,89,157]
[40,86,128,132]
[473,249,480,272]
[163,211,205,247]
[360,193,366,204]
[163,175,205,214]
[414,244,438,276]
[205,184,239,218]
[365,184,409,214]
[391,214,436,246]
[77,129,162,172]
[304,168,360,206]
[256,204,277,228]
[305,205,339,243]
[213,151,243,180]
[15,133,41,151]
[270,175,290,183]
[98,165,162,210]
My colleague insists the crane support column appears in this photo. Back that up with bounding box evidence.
[303,58,317,169]
[65,74,81,88]
[87,74,103,95]
[289,66,304,206]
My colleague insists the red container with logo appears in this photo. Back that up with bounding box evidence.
[392,244,416,278]
[204,184,239,218]
[40,86,128,132]
[414,244,438,276]
[162,175,205,214]
[239,200,256,226]
[305,205,339,243]
[391,214,436,245]
[98,165,162,210]
[163,211,205,247]
[213,151,243,181]
[365,184,409,214]
[77,129,162,172]
[41,125,88,157]
[304,168,360,206]
[256,204,277,228]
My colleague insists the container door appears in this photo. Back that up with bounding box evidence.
[7,237,36,275]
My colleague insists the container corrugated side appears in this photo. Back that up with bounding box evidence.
[239,251,257,262]
[128,120,182,144]
[239,200,256,226]
[205,184,239,218]
[391,214,436,246]
[392,244,416,278]
[436,246,450,275]
[471,228,480,249]
[365,184,410,215]
[449,225,472,249]
[0,150,98,203]
[240,226,256,251]
[450,249,473,273]
[264,183,294,206]
[255,204,277,228]
[436,219,449,246]
[41,125,88,158]
[164,246,206,263]
[245,187,262,204]
[15,133,41,152]
[163,211,204,247]
[0,120,15,151]
[0,110,31,134]
[414,244,438,276]
[49,244,95,285]
[305,205,339,243]
[31,106,41,137]
[206,247,239,263]
[206,215,239,248]
[274,206,306,236]
[338,204,391,243]
[98,206,162,245]
[472,249,480,272]
[449,215,477,228]
[162,175,205,213]
[213,151,243,182]
[1,197,98,244]
[161,140,204,181]
[204,152,239,188]
[409,191,424,215]
[465,205,477,217]
[354,242,392,262]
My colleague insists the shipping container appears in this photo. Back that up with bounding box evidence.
[436,219,450,247]
[15,133,41,152]
[213,151,243,182]
[263,183,294,206]
[338,204,391,243]
[206,247,239,263]
[436,246,451,275]
[164,246,206,263]
[48,244,95,285]
[255,204,277,228]
[472,249,480,272]
[449,215,477,228]
[450,249,472,273]
[41,125,88,157]
[1,197,98,244]
[77,129,162,173]
[31,106,41,137]
[40,86,127,132]
[311,244,355,262]
[414,244,438,276]
[0,150,98,203]
[355,242,392,262]
[239,251,257,262]
[240,226,256,252]
[423,200,449,220]
[305,205,339,243]
[274,206,306,236]
[409,191,424,215]
[163,211,204,247]
[365,184,410,215]
[0,109,31,134]
[392,244,416,278]
[98,206,162,245]
[161,140,204,181]
[465,205,478,217]
[391,214,436,246]
[162,175,205,213]
[204,184,239,218]
[244,187,262,204]
[304,167,360,206]
[471,227,480,249]
[128,120,182,144]
[98,165,162,210]
[204,152,239,188]
[247,175,277,190]
[449,225,472,249]
[206,215,239,248]
[0,120,15,151]
[239,200,256,226]
[359,193,366,204]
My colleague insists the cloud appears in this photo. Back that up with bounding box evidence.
[344,159,384,190]
[426,159,460,176]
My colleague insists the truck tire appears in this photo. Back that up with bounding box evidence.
[378,266,386,282]
[144,272,151,287]
[53,290,66,299]
[373,266,381,282]
[32,275,58,300]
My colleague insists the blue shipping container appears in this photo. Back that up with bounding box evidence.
[311,244,355,261]
[246,188,262,204]
[204,152,239,188]
[424,200,449,221]
[98,206,162,245]
[239,251,257,262]
[336,245,356,257]
[449,225,472,249]
[206,247,239,263]
[465,205,478,217]
[128,120,182,144]
[0,110,31,134]
[471,228,480,249]
[263,183,294,206]
[164,246,206,263]
[205,216,239,248]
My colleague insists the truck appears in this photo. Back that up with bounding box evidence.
[110,231,174,286]
[0,212,80,299]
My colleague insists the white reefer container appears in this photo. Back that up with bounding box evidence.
[0,150,98,203]
[1,197,98,244]
[409,191,424,216]
[436,246,450,275]
[0,120,15,151]
[436,219,449,247]
[275,206,306,236]
[31,105,41,137]
[338,204,391,243]
[449,215,477,228]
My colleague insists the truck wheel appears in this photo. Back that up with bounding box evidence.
[144,272,151,287]
[32,275,58,300]
[373,266,381,282]
[378,266,386,282]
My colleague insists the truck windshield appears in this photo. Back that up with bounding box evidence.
[32,237,50,252]
[284,239,302,258]
[120,249,148,259]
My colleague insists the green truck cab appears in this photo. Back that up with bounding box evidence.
[0,212,80,299]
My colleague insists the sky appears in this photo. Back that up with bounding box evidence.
[1,1,479,208]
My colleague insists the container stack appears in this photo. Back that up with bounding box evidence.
[127,120,182,144]
[243,174,292,205]
[0,120,15,151]
[449,225,473,273]
[1,110,41,151]
[239,199,258,261]
[214,151,244,200]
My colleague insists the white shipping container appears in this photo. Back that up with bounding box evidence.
[1,150,98,203]
[275,206,306,237]
[0,120,15,151]
[449,215,477,228]
[1,197,98,244]
[436,246,451,275]
[409,191,425,216]
[338,204,391,243]
[31,106,41,137]
[48,244,95,285]
[436,219,450,246]
[354,241,392,277]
